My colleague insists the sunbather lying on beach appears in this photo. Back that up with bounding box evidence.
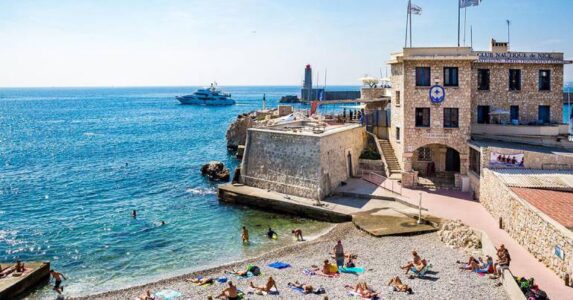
[458,256,494,273]
[350,282,378,298]
[250,276,278,294]
[226,265,260,277]
[387,276,413,294]
[137,290,155,300]
[400,251,426,275]
[185,276,214,285]
[288,281,314,294]
[216,281,239,300]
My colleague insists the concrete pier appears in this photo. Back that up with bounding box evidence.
[0,261,50,299]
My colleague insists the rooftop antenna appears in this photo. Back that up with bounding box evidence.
[324,68,327,90]
[470,25,473,49]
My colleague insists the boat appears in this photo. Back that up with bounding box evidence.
[176,83,235,105]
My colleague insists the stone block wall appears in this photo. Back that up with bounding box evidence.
[241,129,321,199]
[472,63,564,124]
[240,125,366,200]
[480,169,573,279]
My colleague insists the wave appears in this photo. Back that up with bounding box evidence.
[185,187,216,195]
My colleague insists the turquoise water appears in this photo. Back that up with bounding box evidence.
[0,86,358,298]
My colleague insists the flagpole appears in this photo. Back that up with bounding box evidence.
[405,1,409,48]
[463,7,467,46]
[470,25,473,48]
[457,0,461,47]
[409,0,413,47]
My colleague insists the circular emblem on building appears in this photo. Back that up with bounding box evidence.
[429,85,445,104]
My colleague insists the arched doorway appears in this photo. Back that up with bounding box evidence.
[412,144,461,189]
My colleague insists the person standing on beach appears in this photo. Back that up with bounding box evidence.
[292,229,303,241]
[241,226,249,244]
[334,240,345,268]
[50,269,67,294]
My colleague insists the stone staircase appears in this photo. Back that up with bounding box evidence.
[378,139,402,179]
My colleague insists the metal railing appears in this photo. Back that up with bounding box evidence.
[360,169,402,195]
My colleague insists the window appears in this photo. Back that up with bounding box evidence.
[509,69,521,91]
[416,67,431,86]
[396,127,401,141]
[444,108,459,128]
[538,105,550,124]
[539,70,551,91]
[415,108,431,127]
[444,67,459,87]
[477,69,490,90]
[418,147,432,161]
[469,147,481,175]
[395,91,401,105]
[477,105,490,124]
[510,105,519,122]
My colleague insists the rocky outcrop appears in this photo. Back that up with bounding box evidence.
[279,95,301,103]
[438,220,482,250]
[201,161,230,181]
[226,113,256,151]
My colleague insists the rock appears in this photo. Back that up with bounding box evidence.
[226,114,256,151]
[201,161,230,181]
[279,95,301,103]
[437,220,482,251]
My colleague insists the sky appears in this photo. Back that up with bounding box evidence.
[0,0,572,87]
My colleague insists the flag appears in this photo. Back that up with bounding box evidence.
[310,101,318,115]
[409,3,422,15]
[460,0,480,8]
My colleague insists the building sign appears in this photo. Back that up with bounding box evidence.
[476,51,565,64]
[429,85,445,104]
[490,152,524,168]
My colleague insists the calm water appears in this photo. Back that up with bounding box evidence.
[0,86,358,298]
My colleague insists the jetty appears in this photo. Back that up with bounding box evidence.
[0,262,50,299]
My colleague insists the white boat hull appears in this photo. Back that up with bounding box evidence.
[176,97,236,106]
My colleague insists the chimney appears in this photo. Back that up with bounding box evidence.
[490,39,509,53]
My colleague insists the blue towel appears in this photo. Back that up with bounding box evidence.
[268,261,291,269]
[340,267,365,274]
[217,276,228,283]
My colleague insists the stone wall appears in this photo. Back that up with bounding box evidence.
[480,169,573,279]
[472,63,564,124]
[240,125,366,200]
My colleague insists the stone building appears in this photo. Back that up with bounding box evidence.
[385,39,571,189]
[240,121,366,200]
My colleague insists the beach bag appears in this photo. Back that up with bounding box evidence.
[328,264,338,273]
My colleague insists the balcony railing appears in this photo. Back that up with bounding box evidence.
[471,123,568,137]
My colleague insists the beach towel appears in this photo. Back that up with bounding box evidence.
[216,276,228,283]
[233,271,254,279]
[316,271,340,278]
[154,289,182,300]
[303,268,316,276]
[347,290,378,300]
[340,267,365,274]
[268,261,291,269]
[411,263,432,276]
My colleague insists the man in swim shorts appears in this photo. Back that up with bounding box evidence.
[241,226,249,244]
[291,229,303,241]
[50,269,67,294]
[216,281,238,300]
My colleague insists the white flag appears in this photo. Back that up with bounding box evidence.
[460,0,480,8]
[410,3,422,15]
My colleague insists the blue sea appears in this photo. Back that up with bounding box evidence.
[0,86,359,298]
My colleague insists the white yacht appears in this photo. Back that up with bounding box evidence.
[176,83,235,105]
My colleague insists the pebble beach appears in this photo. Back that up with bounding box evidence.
[76,223,507,300]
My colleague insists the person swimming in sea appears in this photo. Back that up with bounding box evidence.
[267,227,277,239]
[132,210,137,218]
[242,226,249,244]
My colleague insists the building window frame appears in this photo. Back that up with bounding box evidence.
[444,108,459,128]
[510,105,519,123]
[418,147,432,161]
[443,67,459,87]
[415,67,431,87]
[415,107,431,127]
[395,90,401,106]
[509,69,521,91]
[396,127,401,142]
[539,70,551,91]
[538,105,551,124]
[477,69,490,91]
[477,105,490,124]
